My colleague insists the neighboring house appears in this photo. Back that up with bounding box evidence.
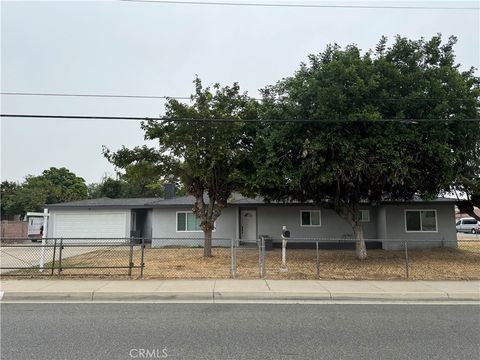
[45,185,457,250]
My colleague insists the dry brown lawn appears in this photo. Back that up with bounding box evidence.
[237,246,480,280]
[11,242,478,280]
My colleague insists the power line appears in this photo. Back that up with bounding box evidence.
[0,92,191,101]
[119,0,479,10]
[1,91,477,102]
[0,91,265,101]
[1,114,479,123]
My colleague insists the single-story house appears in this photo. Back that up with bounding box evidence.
[45,185,457,250]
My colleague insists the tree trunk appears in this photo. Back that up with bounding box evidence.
[204,228,213,257]
[456,200,480,222]
[334,204,368,260]
[352,222,367,260]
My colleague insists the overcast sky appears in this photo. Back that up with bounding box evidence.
[1,0,479,184]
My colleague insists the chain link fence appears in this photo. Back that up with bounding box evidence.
[0,238,145,277]
[145,238,233,278]
[1,236,478,279]
[255,238,480,280]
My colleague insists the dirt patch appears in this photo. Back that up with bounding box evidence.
[9,243,479,280]
[238,246,480,280]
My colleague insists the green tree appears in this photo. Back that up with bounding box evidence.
[40,167,88,203]
[1,181,21,219]
[1,167,88,219]
[249,35,479,259]
[88,175,168,199]
[101,145,166,198]
[88,177,125,199]
[105,78,257,256]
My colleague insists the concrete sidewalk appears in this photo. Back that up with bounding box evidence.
[1,279,479,302]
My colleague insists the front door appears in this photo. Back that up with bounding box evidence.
[241,210,257,240]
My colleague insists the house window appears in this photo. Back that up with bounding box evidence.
[300,210,321,227]
[405,210,437,232]
[177,212,202,232]
[359,210,370,222]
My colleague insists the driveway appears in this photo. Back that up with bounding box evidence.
[0,243,99,274]
[457,233,480,240]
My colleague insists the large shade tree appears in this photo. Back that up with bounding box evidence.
[87,175,170,199]
[105,78,258,256]
[1,167,88,219]
[249,35,479,259]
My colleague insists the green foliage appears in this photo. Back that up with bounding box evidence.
[250,35,480,258]
[1,167,88,219]
[39,167,88,203]
[142,78,257,200]
[102,146,167,198]
[87,176,171,199]
[1,181,24,218]
[88,177,125,199]
[104,77,258,256]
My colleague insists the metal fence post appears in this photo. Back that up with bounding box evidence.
[51,238,57,276]
[261,236,266,278]
[257,237,262,278]
[316,241,320,279]
[404,239,410,279]
[128,237,134,277]
[140,237,145,278]
[230,238,236,279]
[234,239,238,278]
[57,237,63,276]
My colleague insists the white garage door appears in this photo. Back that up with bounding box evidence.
[53,212,128,239]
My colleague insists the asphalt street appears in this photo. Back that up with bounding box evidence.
[1,303,479,360]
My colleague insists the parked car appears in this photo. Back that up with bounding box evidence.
[456,217,480,234]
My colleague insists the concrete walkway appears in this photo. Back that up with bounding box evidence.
[0,246,102,274]
[1,279,479,301]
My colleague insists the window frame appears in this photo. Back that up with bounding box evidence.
[175,211,215,233]
[300,210,322,227]
[359,209,370,222]
[404,209,438,233]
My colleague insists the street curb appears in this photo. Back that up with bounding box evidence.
[330,292,450,300]
[92,291,213,301]
[2,292,94,301]
[1,291,479,302]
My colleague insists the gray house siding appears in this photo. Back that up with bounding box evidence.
[256,205,377,242]
[382,203,457,250]
[151,207,237,247]
[142,209,153,240]
[149,203,456,248]
[44,197,457,250]
[376,206,387,241]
